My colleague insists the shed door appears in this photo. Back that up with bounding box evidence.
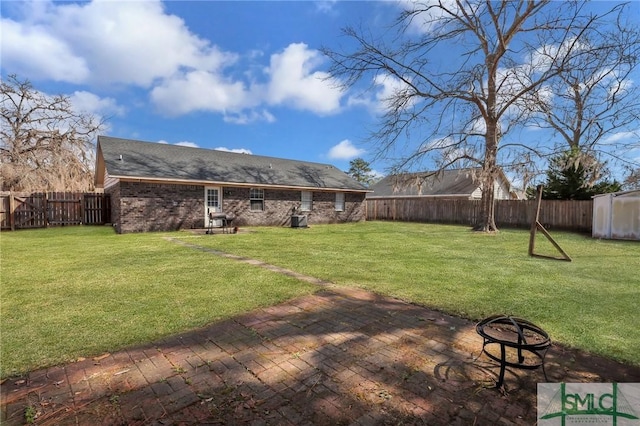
[205,187,221,225]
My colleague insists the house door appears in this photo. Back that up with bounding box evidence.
[205,187,221,226]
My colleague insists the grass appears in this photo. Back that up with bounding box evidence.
[183,221,640,366]
[0,226,317,378]
[1,222,638,378]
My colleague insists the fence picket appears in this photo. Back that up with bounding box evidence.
[366,198,593,232]
[0,192,110,230]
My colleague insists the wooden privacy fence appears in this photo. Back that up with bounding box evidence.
[366,198,593,232]
[0,192,111,230]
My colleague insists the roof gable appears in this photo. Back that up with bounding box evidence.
[96,136,367,192]
[369,169,487,198]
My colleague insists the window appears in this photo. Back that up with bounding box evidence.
[335,193,345,211]
[250,188,264,211]
[300,191,313,211]
[206,187,220,211]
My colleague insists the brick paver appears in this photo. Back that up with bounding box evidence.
[2,244,639,425]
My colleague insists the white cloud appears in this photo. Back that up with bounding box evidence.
[223,110,276,125]
[315,1,338,14]
[2,1,347,122]
[328,139,365,160]
[602,131,638,144]
[348,73,414,115]
[465,117,486,135]
[419,136,469,165]
[150,70,254,116]
[175,141,199,148]
[157,140,198,148]
[266,43,344,114]
[397,0,472,34]
[610,77,633,96]
[69,91,124,117]
[370,169,385,180]
[2,0,233,87]
[151,43,344,119]
[0,18,89,82]
[214,147,253,154]
[421,136,454,152]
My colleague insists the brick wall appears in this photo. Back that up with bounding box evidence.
[303,191,366,225]
[222,188,365,227]
[223,187,293,226]
[116,182,203,233]
[111,181,366,233]
[105,182,121,233]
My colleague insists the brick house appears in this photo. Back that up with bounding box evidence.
[94,136,369,233]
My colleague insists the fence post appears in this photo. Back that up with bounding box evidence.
[43,192,48,228]
[81,193,86,225]
[9,192,15,231]
[528,186,543,256]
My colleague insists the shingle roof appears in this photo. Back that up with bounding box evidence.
[97,136,368,191]
[368,169,482,198]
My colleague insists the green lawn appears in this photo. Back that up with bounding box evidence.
[1,222,638,378]
[0,226,317,378]
[183,221,640,366]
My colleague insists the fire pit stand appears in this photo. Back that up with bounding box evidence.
[476,315,551,388]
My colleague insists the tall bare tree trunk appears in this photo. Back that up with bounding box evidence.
[478,170,497,232]
[323,1,636,232]
[479,48,500,232]
[477,123,499,232]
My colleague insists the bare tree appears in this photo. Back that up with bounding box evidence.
[522,4,640,186]
[623,167,640,190]
[1,75,103,192]
[322,1,627,231]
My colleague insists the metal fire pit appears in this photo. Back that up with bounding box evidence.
[476,315,551,388]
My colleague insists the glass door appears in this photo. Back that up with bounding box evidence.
[205,187,221,226]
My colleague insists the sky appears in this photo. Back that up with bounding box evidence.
[2,0,639,185]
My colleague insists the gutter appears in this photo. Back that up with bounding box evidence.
[109,175,372,193]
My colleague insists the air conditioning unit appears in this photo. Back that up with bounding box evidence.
[291,215,308,228]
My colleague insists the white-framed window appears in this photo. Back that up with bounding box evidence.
[300,191,313,211]
[335,193,345,211]
[250,188,264,211]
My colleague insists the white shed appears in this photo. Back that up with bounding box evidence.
[592,190,640,241]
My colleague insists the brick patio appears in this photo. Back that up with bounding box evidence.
[2,245,639,425]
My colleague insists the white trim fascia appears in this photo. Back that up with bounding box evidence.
[111,175,371,193]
